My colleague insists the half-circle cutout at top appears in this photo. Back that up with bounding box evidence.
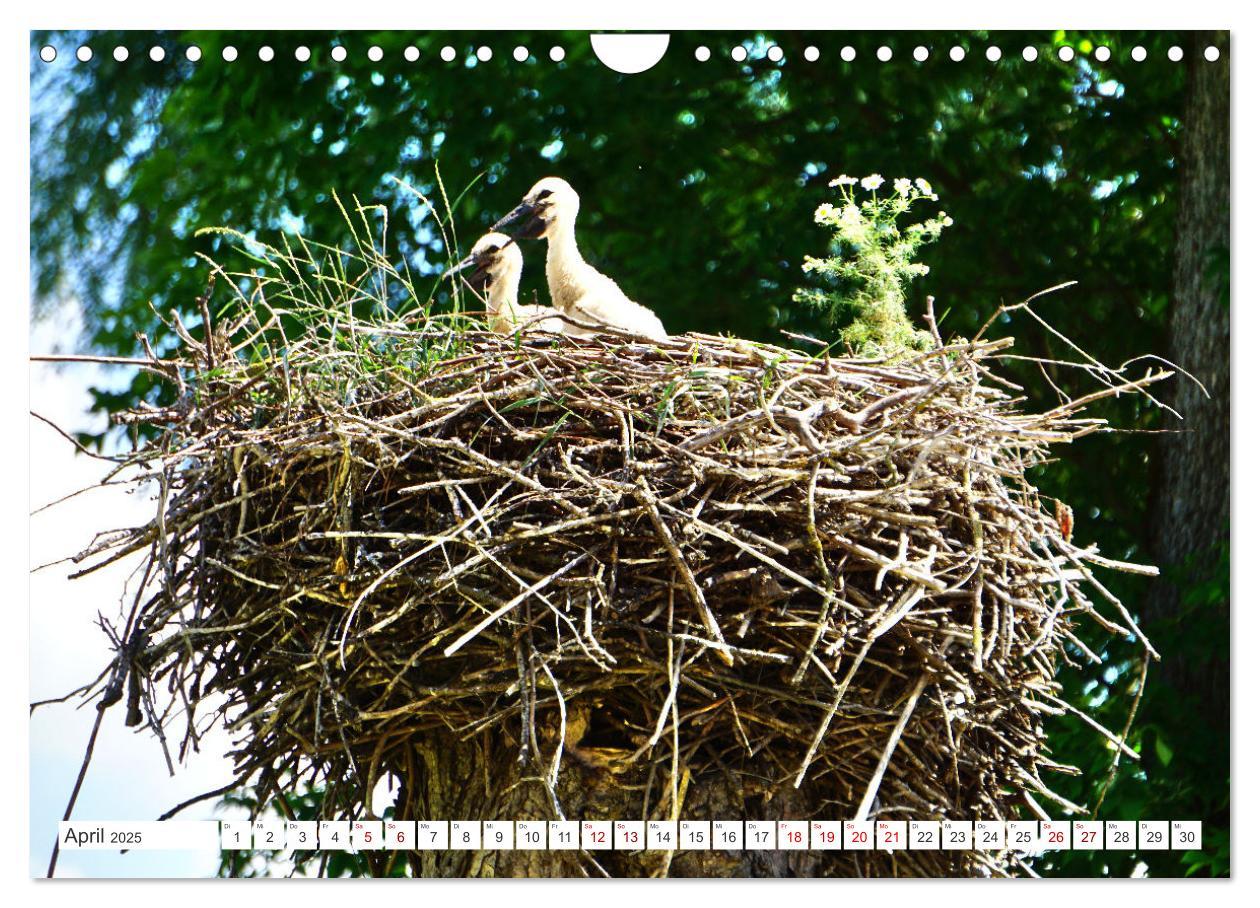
[590,33,670,74]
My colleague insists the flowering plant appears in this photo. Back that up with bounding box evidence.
[794,174,952,354]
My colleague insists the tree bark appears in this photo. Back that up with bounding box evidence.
[380,728,970,878]
[1149,31,1230,730]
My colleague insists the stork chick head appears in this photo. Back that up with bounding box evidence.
[445,232,522,294]
[493,176,580,241]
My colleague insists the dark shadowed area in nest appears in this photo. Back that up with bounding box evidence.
[64,296,1167,878]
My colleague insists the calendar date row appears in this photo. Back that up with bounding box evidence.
[223,819,1202,853]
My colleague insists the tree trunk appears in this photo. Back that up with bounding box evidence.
[1149,31,1230,730]
[375,730,972,877]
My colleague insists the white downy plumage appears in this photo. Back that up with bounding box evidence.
[495,177,668,340]
[456,232,564,335]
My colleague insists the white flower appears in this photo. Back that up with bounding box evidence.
[860,174,885,191]
[814,202,838,220]
[941,215,954,227]
[915,177,933,195]
[893,178,912,196]
[829,174,858,187]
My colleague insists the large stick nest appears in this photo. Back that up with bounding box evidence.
[75,307,1164,877]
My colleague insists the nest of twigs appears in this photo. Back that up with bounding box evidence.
[73,302,1165,878]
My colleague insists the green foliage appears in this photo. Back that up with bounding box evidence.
[191,175,488,377]
[794,174,948,353]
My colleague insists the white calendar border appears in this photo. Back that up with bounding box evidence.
[9,1,1255,904]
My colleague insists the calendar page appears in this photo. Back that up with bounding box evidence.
[27,11,1231,884]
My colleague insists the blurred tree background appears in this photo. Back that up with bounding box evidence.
[30,29,1229,877]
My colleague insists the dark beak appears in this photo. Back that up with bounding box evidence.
[442,254,477,281]
[491,200,534,233]
[443,254,494,294]
[492,202,547,240]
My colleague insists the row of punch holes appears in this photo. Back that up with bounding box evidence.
[39,41,1223,66]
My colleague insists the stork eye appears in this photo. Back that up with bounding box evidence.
[484,244,501,254]
[535,189,554,201]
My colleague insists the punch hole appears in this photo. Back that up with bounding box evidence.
[186,46,202,62]
[331,46,348,62]
[39,45,56,63]
[1131,46,1147,62]
[589,33,670,72]
[767,45,784,63]
[405,46,421,62]
[113,46,129,62]
[259,46,275,62]
[149,46,165,62]
[1167,46,1184,62]
[840,46,856,62]
[222,46,238,62]
[1022,46,1038,62]
[590,34,667,72]
[512,46,528,62]
[76,46,92,62]
[296,46,312,62]
[949,46,965,62]
[804,46,819,62]
[476,46,493,62]
[876,46,892,62]
[986,46,1001,62]
[695,46,710,62]
[440,46,456,62]
[1204,46,1220,62]
[368,46,384,62]
[1057,46,1074,62]
[549,46,566,62]
[1094,46,1111,62]
[913,46,929,62]
[731,46,748,62]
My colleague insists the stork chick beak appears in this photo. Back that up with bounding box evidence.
[442,254,477,281]
[491,201,533,233]
[493,202,549,241]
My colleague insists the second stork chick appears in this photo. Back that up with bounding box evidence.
[493,177,669,341]
[447,232,563,335]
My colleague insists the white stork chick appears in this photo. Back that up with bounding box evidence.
[446,232,563,335]
[493,177,668,341]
